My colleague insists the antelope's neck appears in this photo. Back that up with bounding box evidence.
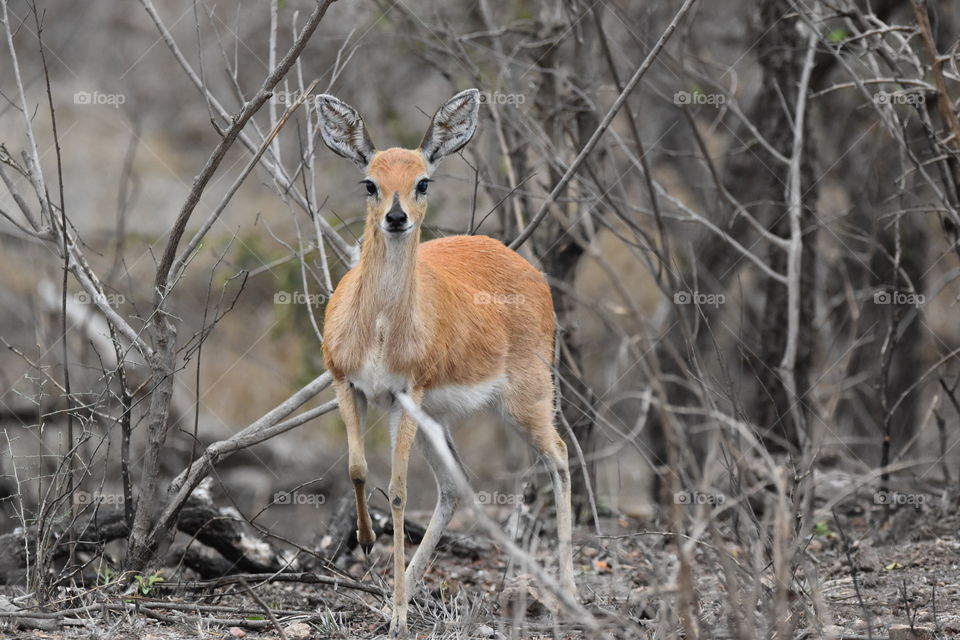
[355,220,422,349]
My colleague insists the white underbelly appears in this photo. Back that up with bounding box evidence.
[423,375,505,416]
[349,356,504,416]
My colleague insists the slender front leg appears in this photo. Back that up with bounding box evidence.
[333,379,375,551]
[388,388,423,638]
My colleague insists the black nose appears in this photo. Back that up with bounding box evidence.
[385,209,407,226]
[385,199,408,231]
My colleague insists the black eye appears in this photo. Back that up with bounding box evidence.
[363,180,377,197]
[416,179,430,195]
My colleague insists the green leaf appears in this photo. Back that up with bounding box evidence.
[814,521,830,536]
[828,28,848,44]
[884,561,904,570]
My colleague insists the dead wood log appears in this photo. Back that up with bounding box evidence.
[0,508,130,584]
[318,495,489,563]
[174,497,285,575]
[318,495,488,562]
[0,485,485,587]
[0,494,283,583]
[167,544,238,579]
[316,495,362,563]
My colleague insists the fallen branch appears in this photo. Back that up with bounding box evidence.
[320,496,490,563]
[0,509,129,584]
[0,599,336,633]
[370,507,488,559]
[153,571,382,596]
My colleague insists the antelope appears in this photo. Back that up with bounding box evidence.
[316,89,577,637]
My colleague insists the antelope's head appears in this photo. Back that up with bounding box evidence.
[316,89,480,239]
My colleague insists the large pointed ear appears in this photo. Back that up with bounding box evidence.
[419,88,480,166]
[315,94,376,169]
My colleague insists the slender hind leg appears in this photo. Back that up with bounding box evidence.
[505,386,577,599]
[333,379,375,551]
[404,423,463,599]
[541,432,576,597]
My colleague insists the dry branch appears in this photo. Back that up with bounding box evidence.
[509,0,699,250]
[152,378,336,549]
[138,0,356,265]
[151,0,338,296]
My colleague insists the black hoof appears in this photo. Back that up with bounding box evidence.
[357,525,376,553]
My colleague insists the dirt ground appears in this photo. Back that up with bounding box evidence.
[1,488,958,640]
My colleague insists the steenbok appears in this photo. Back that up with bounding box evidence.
[317,88,576,637]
